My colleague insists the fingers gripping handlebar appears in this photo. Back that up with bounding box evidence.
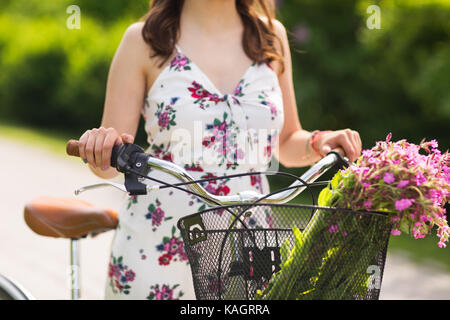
[66,140,150,195]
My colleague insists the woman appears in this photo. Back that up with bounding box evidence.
[78,0,362,300]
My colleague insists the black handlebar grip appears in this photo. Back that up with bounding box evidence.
[110,144,121,169]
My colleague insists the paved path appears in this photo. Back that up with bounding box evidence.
[1,136,449,299]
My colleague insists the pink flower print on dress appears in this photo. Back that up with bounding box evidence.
[188,81,226,109]
[158,112,170,128]
[155,99,178,131]
[184,163,204,172]
[151,143,174,162]
[203,112,243,170]
[126,195,138,210]
[233,79,248,97]
[156,226,189,266]
[169,54,191,72]
[258,91,279,120]
[250,173,263,192]
[147,284,184,300]
[108,255,135,295]
[145,199,173,231]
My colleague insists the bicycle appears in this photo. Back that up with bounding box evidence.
[9,140,391,300]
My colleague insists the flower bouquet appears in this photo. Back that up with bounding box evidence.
[255,134,449,300]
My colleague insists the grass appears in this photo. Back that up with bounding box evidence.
[2,122,450,271]
[0,121,72,156]
[388,232,450,271]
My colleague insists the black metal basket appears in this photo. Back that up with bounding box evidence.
[177,202,392,300]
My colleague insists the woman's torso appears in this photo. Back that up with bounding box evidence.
[105,39,285,300]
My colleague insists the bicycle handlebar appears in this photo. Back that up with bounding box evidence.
[66,140,349,205]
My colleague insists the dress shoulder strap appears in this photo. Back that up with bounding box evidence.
[175,44,182,54]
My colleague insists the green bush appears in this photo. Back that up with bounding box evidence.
[73,0,148,23]
[277,0,449,155]
[0,15,131,136]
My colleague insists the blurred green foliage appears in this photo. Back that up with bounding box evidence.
[0,0,448,156]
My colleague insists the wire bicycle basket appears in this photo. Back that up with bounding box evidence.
[177,181,392,300]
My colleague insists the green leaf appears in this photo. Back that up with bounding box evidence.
[214,118,221,126]
[163,237,171,243]
[318,186,332,206]
[280,238,290,266]
[331,170,342,190]
[148,204,156,212]
[399,216,411,234]
[172,225,176,235]
[293,225,304,248]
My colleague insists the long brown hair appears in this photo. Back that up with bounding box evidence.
[141,0,284,72]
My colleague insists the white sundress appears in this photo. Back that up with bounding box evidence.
[104,45,284,300]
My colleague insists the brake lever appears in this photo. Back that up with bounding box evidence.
[115,143,150,195]
[74,181,128,195]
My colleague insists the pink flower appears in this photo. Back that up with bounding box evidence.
[397,180,409,189]
[383,172,395,184]
[363,200,372,211]
[395,198,415,211]
[159,285,174,300]
[438,242,447,248]
[152,208,165,226]
[125,270,136,282]
[158,112,170,128]
[335,133,449,248]
[328,224,338,233]
[391,229,401,236]
[415,172,426,186]
[430,139,438,149]
[164,237,183,255]
[428,189,443,206]
[386,132,392,142]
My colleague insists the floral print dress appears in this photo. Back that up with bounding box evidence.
[105,45,284,300]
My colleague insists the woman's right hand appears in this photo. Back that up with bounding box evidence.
[78,127,135,171]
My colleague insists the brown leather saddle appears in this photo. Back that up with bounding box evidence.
[24,197,118,239]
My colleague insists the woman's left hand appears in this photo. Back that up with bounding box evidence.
[315,129,362,162]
